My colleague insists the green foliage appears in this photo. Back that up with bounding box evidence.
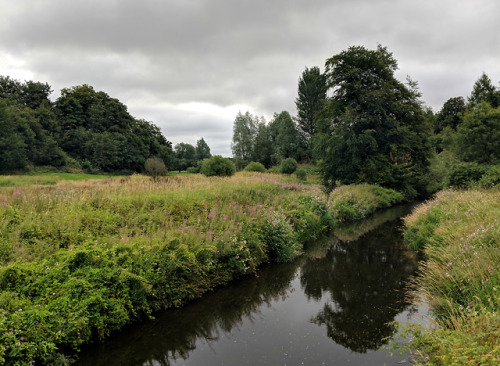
[251,123,273,168]
[296,66,327,138]
[0,175,406,363]
[478,165,500,188]
[455,102,500,164]
[244,162,266,173]
[295,169,307,181]
[200,156,236,177]
[468,72,500,108]
[174,142,197,172]
[144,157,167,181]
[195,138,211,161]
[0,77,174,174]
[269,111,304,163]
[328,184,404,223]
[231,111,259,170]
[435,97,466,133]
[316,45,431,194]
[280,158,298,174]
[445,162,486,188]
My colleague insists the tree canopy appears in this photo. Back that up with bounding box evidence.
[316,45,431,195]
[0,77,175,173]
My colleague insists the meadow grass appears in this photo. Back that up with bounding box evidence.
[403,188,500,365]
[0,173,112,187]
[0,173,403,364]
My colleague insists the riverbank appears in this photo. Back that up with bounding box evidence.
[0,173,404,364]
[403,188,499,365]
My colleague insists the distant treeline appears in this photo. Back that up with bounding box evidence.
[232,45,500,197]
[0,78,213,174]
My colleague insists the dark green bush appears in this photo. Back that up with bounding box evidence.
[280,158,298,174]
[295,168,307,180]
[445,162,485,188]
[200,155,236,177]
[244,162,266,173]
[479,165,500,188]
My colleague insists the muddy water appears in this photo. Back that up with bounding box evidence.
[77,204,428,366]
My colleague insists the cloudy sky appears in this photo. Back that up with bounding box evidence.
[1,0,499,156]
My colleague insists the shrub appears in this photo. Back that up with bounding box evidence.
[280,158,298,174]
[479,165,500,188]
[445,162,485,188]
[200,155,236,177]
[295,168,307,181]
[144,157,167,181]
[266,165,280,174]
[244,162,266,173]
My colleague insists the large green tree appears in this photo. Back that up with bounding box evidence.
[174,142,197,171]
[269,111,303,163]
[317,45,431,195]
[468,73,500,108]
[231,111,259,170]
[251,122,273,168]
[195,138,211,161]
[295,66,327,138]
[455,102,500,164]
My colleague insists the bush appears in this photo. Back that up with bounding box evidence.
[295,169,307,181]
[280,158,298,174]
[144,157,167,181]
[244,162,266,173]
[266,165,280,174]
[479,165,500,188]
[445,162,485,188]
[200,155,236,177]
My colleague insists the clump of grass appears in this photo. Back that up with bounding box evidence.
[328,184,404,223]
[403,188,500,365]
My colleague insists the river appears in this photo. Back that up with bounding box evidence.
[76,203,428,366]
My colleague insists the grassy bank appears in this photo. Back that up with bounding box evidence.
[0,173,403,364]
[403,188,500,365]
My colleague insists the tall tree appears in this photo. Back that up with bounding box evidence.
[269,111,302,163]
[231,111,258,170]
[295,66,327,137]
[0,100,30,171]
[317,45,430,195]
[468,73,500,108]
[455,102,500,164]
[195,138,211,161]
[251,122,273,168]
[435,97,466,132]
[174,143,197,171]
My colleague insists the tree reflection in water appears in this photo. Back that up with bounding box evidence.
[301,218,418,353]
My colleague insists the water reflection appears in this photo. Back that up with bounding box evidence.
[302,219,418,353]
[76,205,421,366]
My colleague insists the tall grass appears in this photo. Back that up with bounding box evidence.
[0,173,403,364]
[403,188,500,365]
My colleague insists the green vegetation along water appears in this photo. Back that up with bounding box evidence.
[76,204,428,366]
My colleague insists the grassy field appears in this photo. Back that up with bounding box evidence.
[403,188,500,365]
[0,173,113,187]
[0,172,404,364]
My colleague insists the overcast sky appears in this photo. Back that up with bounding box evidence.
[1,0,499,156]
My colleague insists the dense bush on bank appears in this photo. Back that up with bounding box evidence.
[0,174,402,364]
[403,188,500,365]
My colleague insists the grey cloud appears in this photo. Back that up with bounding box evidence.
[1,0,500,156]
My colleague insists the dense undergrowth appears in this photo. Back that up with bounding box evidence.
[403,188,500,365]
[0,173,404,364]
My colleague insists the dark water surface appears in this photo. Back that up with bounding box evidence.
[77,204,428,366]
